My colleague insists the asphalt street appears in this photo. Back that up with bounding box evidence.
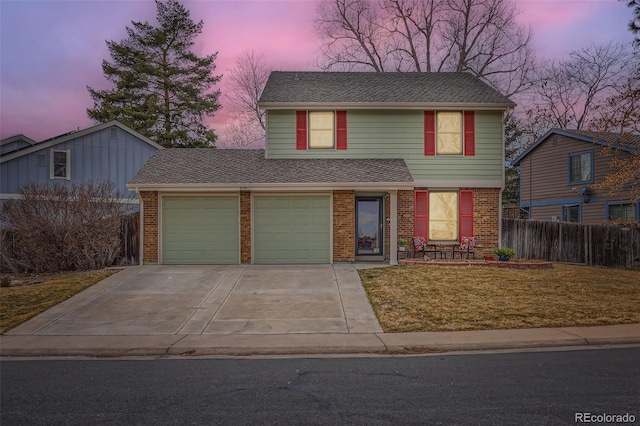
[2,347,639,425]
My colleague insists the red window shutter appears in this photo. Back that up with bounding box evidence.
[296,111,307,150]
[414,190,429,242]
[424,111,435,156]
[463,111,475,156]
[336,110,347,150]
[459,190,474,240]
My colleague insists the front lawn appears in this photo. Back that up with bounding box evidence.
[359,264,640,332]
[0,270,118,334]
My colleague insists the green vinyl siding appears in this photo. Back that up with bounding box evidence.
[253,195,331,264]
[266,109,503,182]
[162,196,239,264]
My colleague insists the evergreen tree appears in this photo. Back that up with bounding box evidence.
[87,0,221,147]
[503,114,526,207]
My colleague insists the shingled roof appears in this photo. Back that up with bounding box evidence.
[258,72,515,107]
[566,129,640,151]
[512,128,640,166]
[128,149,414,188]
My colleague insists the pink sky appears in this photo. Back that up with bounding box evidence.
[0,0,634,141]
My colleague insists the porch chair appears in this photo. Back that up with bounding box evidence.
[458,236,478,259]
[413,236,438,259]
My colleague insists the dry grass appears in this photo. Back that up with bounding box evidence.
[0,270,118,334]
[359,264,640,332]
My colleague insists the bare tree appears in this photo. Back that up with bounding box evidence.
[315,0,535,96]
[316,0,391,71]
[217,117,265,149]
[225,50,272,131]
[588,50,640,203]
[528,43,633,130]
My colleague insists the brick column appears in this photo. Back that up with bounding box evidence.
[240,191,251,263]
[333,190,355,262]
[384,193,391,261]
[140,191,158,264]
[397,190,414,245]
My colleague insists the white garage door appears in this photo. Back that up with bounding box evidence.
[253,195,331,264]
[162,196,239,264]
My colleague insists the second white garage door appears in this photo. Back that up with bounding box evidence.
[253,195,331,264]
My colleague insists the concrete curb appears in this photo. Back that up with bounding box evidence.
[1,324,639,357]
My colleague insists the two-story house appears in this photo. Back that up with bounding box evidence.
[1,121,162,211]
[127,72,514,265]
[512,128,640,223]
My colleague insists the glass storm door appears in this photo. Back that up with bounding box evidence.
[356,198,384,255]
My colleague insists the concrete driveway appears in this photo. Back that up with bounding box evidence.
[6,264,382,336]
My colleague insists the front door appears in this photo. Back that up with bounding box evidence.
[356,197,384,256]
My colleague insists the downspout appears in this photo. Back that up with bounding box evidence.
[499,111,507,248]
[390,190,398,265]
[135,188,144,266]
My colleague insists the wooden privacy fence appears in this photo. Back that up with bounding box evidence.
[117,212,139,265]
[502,218,640,269]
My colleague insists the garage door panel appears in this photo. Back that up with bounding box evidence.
[162,196,239,264]
[254,196,330,264]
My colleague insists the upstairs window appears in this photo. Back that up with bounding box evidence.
[436,112,463,155]
[424,111,474,156]
[296,111,347,150]
[308,111,335,149]
[568,151,593,184]
[50,149,70,180]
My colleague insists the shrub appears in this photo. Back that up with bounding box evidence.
[493,247,517,260]
[0,181,129,273]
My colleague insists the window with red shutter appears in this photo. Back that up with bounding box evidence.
[414,190,429,241]
[336,110,347,150]
[296,111,307,150]
[459,190,474,240]
[424,111,435,156]
[463,111,475,156]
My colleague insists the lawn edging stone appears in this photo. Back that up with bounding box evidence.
[398,259,553,269]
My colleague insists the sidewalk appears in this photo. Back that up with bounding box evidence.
[2,323,639,357]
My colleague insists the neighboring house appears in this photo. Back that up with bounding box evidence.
[0,134,38,156]
[1,121,163,210]
[128,72,514,265]
[512,128,640,223]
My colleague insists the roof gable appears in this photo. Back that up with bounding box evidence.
[0,121,163,163]
[0,134,37,147]
[512,128,640,166]
[0,134,38,156]
[258,72,515,108]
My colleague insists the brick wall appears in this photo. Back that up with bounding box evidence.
[240,191,251,263]
[469,187,500,254]
[333,190,355,261]
[140,191,158,264]
[404,187,500,256]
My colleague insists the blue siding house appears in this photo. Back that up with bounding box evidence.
[1,121,162,209]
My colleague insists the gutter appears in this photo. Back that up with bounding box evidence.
[259,102,515,111]
[126,182,417,192]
